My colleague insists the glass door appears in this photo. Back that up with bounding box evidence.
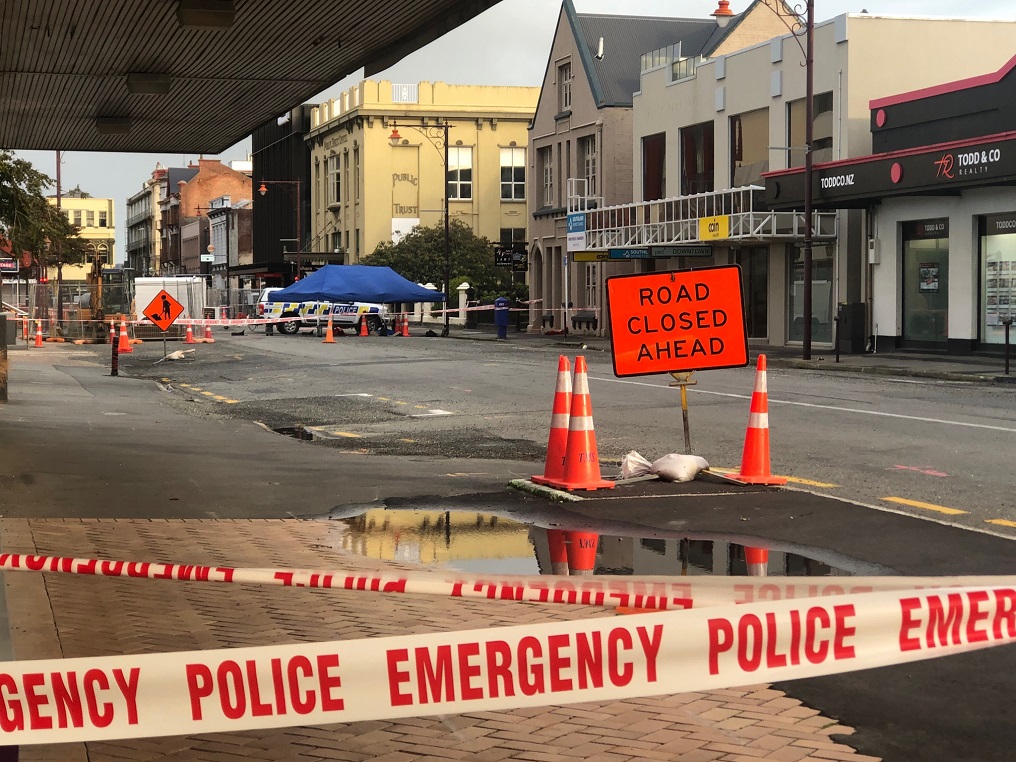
[735,247,768,339]
[902,219,948,345]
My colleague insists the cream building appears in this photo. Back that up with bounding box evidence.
[306,80,539,266]
[47,195,115,282]
[629,13,1016,349]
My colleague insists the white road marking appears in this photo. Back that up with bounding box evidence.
[411,409,455,417]
[588,375,1016,433]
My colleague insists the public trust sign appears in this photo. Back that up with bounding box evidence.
[605,266,748,377]
[765,132,1016,210]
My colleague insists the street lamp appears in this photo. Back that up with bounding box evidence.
[258,180,303,281]
[389,121,452,337]
[714,0,815,360]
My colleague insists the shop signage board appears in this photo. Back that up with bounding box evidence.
[574,252,610,262]
[143,290,185,332]
[0,258,18,272]
[566,213,586,252]
[607,246,714,260]
[698,216,729,240]
[605,265,748,377]
[493,247,513,267]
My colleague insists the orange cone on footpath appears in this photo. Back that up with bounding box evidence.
[184,324,196,344]
[117,319,133,353]
[202,322,215,343]
[532,355,572,486]
[744,546,769,576]
[549,356,615,491]
[565,531,599,576]
[401,313,411,337]
[730,354,787,485]
[33,320,43,348]
[359,317,369,337]
[545,529,570,575]
[322,313,336,344]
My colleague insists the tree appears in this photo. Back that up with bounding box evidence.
[363,220,528,303]
[0,151,85,271]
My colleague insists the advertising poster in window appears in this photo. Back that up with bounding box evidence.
[919,263,940,293]
[983,213,1016,333]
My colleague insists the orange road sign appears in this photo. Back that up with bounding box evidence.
[143,290,185,332]
[605,265,748,377]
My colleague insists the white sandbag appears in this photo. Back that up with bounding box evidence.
[619,450,653,479]
[651,453,710,483]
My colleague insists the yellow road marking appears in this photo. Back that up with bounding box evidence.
[201,391,215,396]
[330,431,361,438]
[881,496,967,515]
[161,377,171,382]
[414,405,428,409]
[400,438,416,443]
[987,519,1016,528]
[179,383,191,388]
[377,396,390,401]
[394,401,407,405]
[710,466,836,487]
[224,400,239,404]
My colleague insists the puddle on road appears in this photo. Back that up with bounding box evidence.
[275,425,318,441]
[332,508,864,578]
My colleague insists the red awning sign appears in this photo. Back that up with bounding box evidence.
[606,265,748,376]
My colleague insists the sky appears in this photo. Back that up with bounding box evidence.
[12,0,1016,261]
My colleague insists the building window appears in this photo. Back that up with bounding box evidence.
[343,152,350,205]
[355,228,360,256]
[331,231,342,252]
[642,133,666,201]
[679,122,714,195]
[981,214,1016,345]
[730,108,769,186]
[327,155,340,205]
[73,210,82,227]
[787,91,834,168]
[447,146,473,200]
[559,62,572,111]
[353,147,360,202]
[99,211,108,227]
[500,227,526,247]
[578,136,597,197]
[539,147,554,207]
[85,210,95,227]
[500,147,526,200]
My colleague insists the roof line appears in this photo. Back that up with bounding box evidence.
[566,0,607,107]
[870,52,1016,109]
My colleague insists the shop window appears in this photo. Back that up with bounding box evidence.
[736,247,768,339]
[788,244,834,344]
[981,214,1016,344]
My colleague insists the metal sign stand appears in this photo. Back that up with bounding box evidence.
[668,371,697,454]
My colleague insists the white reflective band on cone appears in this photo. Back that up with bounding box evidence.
[567,416,595,432]
[747,412,768,429]
[0,585,1014,745]
[550,413,570,428]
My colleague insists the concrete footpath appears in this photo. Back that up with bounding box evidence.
[0,337,1013,760]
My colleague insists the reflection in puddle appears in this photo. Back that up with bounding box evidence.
[334,509,854,578]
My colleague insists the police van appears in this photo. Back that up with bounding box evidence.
[256,287,388,335]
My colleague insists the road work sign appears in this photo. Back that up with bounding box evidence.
[143,290,185,332]
[605,266,748,376]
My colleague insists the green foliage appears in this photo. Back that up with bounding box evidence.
[0,151,85,268]
[363,220,528,303]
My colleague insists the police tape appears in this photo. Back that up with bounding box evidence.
[0,550,1012,610]
[1,583,1014,745]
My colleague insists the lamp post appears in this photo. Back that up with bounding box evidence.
[257,180,303,281]
[714,0,815,360]
[389,121,452,337]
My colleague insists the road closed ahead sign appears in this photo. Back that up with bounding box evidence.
[606,265,748,376]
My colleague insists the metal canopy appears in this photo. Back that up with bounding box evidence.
[1,0,501,153]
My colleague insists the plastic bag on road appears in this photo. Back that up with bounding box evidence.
[620,450,710,483]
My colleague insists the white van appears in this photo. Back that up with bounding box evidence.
[256,288,388,335]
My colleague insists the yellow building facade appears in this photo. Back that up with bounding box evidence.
[306,80,539,263]
[47,196,116,281]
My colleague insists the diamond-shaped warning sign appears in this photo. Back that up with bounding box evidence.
[143,290,185,332]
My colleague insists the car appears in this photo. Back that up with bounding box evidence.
[256,287,389,335]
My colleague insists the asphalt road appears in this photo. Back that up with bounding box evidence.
[117,329,1016,531]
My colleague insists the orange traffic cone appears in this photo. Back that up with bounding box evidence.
[359,317,369,337]
[532,355,572,486]
[401,313,411,337]
[549,356,614,491]
[731,354,787,485]
[545,529,570,575]
[202,322,215,343]
[322,313,336,344]
[744,546,769,577]
[22,317,28,342]
[33,320,43,348]
[565,531,599,576]
[184,324,196,344]
[117,319,133,353]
